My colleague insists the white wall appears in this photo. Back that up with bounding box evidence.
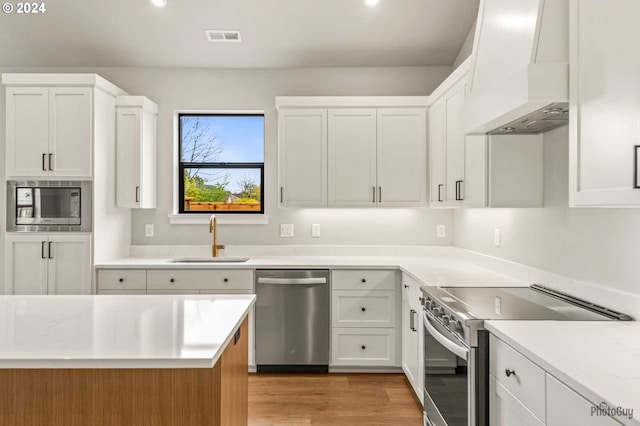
[0,66,455,259]
[453,125,640,296]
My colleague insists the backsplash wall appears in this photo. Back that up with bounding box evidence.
[453,125,640,296]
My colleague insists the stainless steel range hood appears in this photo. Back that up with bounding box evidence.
[462,0,569,135]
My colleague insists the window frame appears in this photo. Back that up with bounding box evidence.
[177,112,265,215]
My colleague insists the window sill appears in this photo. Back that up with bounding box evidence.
[168,214,269,225]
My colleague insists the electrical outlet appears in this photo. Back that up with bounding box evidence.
[145,224,154,237]
[280,224,294,238]
[494,229,501,247]
[436,224,446,238]
[495,296,502,315]
[311,224,321,238]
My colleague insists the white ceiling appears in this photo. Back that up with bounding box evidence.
[0,0,479,68]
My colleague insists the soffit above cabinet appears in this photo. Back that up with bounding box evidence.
[1,73,128,97]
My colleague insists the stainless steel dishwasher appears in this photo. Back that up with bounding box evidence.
[255,269,329,373]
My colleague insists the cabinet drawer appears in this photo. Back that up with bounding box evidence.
[97,269,146,291]
[332,270,397,290]
[490,375,545,426]
[147,269,253,291]
[332,290,396,328]
[490,335,545,420]
[331,328,396,366]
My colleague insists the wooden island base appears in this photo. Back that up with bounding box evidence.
[0,318,248,426]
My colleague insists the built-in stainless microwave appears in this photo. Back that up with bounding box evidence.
[7,181,92,232]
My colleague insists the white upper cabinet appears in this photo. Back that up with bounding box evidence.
[429,102,446,204]
[569,0,640,206]
[277,97,428,208]
[376,108,427,207]
[116,96,157,209]
[5,87,49,177]
[5,86,92,178]
[48,87,92,177]
[328,109,377,207]
[278,108,328,207]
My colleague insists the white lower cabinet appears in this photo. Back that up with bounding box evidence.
[5,234,91,295]
[546,375,622,426]
[490,334,625,426]
[331,269,400,368]
[401,274,423,404]
[331,327,396,366]
[490,375,545,426]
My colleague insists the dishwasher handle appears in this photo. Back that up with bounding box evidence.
[257,277,327,285]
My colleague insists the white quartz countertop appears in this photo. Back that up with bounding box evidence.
[95,255,527,288]
[0,294,256,369]
[486,321,640,426]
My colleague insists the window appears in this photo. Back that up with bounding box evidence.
[178,113,264,214]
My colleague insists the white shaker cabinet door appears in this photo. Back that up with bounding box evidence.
[489,376,544,426]
[5,234,49,295]
[546,375,623,426]
[47,235,92,295]
[48,87,92,177]
[376,108,427,207]
[429,101,446,205]
[5,87,49,178]
[116,107,142,208]
[444,84,465,204]
[327,109,377,207]
[570,0,640,206]
[278,109,327,207]
[401,285,421,401]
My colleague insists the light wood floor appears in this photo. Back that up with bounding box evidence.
[248,373,423,426]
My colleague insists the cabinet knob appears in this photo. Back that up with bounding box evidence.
[505,369,516,378]
[361,278,366,283]
[170,278,175,283]
[361,307,366,312]
[223,278,228,283]
[119,278,124,283]
[361,345,366,350]
[404,284,409,288]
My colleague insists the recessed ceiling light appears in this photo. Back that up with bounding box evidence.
[365,0,380,6]
[150,0,167,8]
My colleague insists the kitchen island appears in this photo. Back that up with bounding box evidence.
[0,294,255,426]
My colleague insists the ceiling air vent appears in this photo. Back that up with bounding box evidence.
[205,30,242,43]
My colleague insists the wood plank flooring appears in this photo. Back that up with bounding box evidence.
[248,373,423,426]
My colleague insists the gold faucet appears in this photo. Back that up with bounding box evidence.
[209,215,226,257]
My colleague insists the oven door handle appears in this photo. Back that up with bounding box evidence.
[423,313,469,359]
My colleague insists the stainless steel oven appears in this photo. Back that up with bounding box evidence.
[7,180,92,232]
[422,301,488,426]
[420,284,631,426]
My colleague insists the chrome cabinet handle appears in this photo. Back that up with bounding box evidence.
[41,241,46,259]
[48,153,53,171]
[455,180,464,201]
[48,241,53,259]
[438,184,443,202]
[280,187,284,203]
[378,186,382,203]
[410,309,416,331]
[42,154,46,171]
[372,186,376,203]
[505,369,516,377]
[135,186,140,203]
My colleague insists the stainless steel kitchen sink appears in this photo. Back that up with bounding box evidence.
[168,257,250,263]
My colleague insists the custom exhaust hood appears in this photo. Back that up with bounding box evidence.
[462,0,569,135]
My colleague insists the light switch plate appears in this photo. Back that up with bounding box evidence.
[145,224,154,237]
[436,224,446,238]
[280,224,294,238]
[311,224,321,238]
